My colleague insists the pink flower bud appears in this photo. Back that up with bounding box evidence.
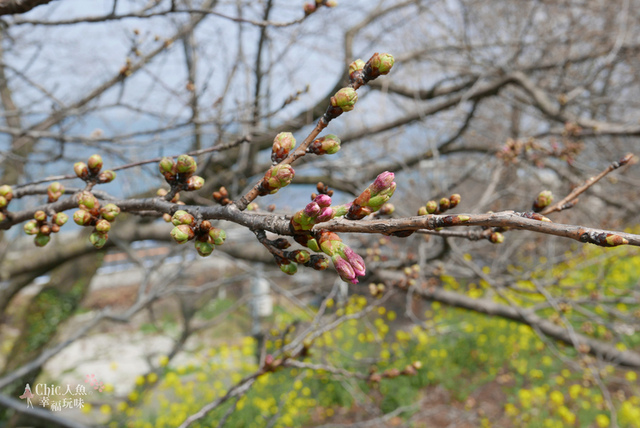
[332,256,358,284]
[314,194,332,208]
[371,171,395,194]
[316,207,335,223]
[304,202,321,217]
[343,246,366,277]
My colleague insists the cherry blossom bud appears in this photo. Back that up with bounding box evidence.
[176,154,197,175]
[171,224,194,244]
[171,210,194,226]
[316,207,335,223]
[533,190,553,212]
[89,232,108,249]
[98,170,116,184]
[73,209,92,226]
[303,2,316,14]
[379,203,395,215]
[349,59,365,81]
[368,53,395,76]
[449,194,461,209]
[87,154,103,174]
[439,198,450,212]
[195,240,214,257]
[77,191,97,210]
[324,0,337,7]
[0,185,13,202]
[262,164,295,194]
[371,171,395,194]
[51,224,60,233]
[199,220,211,232]
[271,132,297,163]
[34,210,46,222]
[331,87,358,112]
[292,250,310,265]
[304,202,321,218]
[490,232,504,244]
[95,219,111,233]
[159,157,175,175]
[0,195,7,209]
[34,233,50,247]
[426,200,438,214]
[52,212,68,226]
[314,194,332,208]
[186,175,205,191]
[280,262,298,275]
[39,224,51,235]
[24,220,39,235]
[74,162,89,179]
[332,256,358,284]
[308,134,341,155]
[309,255,330,270]
[342,246,366,277]
[208,228,226,246]
[162,213,172,222]
[417,206,428,216]
[100,204,121,222]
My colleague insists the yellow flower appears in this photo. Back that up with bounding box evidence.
[549,390,564,406]
[158,355,169,367]
[625,371,638,382]
[595,414,610,427]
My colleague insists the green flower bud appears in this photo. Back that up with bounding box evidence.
[195,240,214,257]
[100,204,121,222]
[159,157,175,174]
[439,198,450,212]
[186,175,205,191]
[490,232,504,244]
[89,232,108,249]
[171,224,194,244]
[34,210,46,222]
[449,194,461,209]
[98,170,116,184]
[176,154,197,175]
[95,219,111,233]
[208,228,226,246]
[74,162,89,179]
[279,262,298,275]
[349,59,365,80]
[47,182,65,202]
[34,233,50,247]
[52,212,68,226]
[308,134,341,155]
[331,87,358,112]
[417,206,428,216]
[87,154,103,173]
[0,195,7,209]
[0,184,13,202]
[162,213,172,222]
[263,164,295,194]
[292,250,310,265]
[533,190,553,212]
[77,191,97,210]
[171,210,195,226]
[73,209,92,226]
[24,220,39,235]
[369,53,394,76]
[425,200,438,214]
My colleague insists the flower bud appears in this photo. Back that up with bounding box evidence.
[349,59,365,81]
[330,87,358,112]
[51,224,60,233]
[533,190,553,212]
[98,170,117,184]
[52,212,68,226]
[303,2,316,14]
[24,220,39,235]
[379,203,395,215]
[342,246,366,277]
[186,175,205,191]
[332,256,358,284]
[73,209,92,226]
[208,228,226,246]
[0,195,7,209]
[271,132,297,163]
[425,200,438,214]
[89,232,108,249]
[95,219,111,233]
[263,164,295,194]
[417,206,428,216]
[0,185,13,202]
[449,194,461,209]
[34,233,50,247]
[159,157,175,175]
[74,162,89,179]
[309,255,330,270]
[314,194,332,208]
[171,224,194,244]
[39,224,51,235]
[371,171,395,194]
[100,204,121,222]
[162,213,172,222]
[34,210,47,222]
[308,134,341,155]
[176,154,197,175]
[77,191,97,210]
[279,262,298,275]
[304,202,321,218]
[292,250,310,265]
[439,198,450,212]
[171,210,194,226]
[368,53,395,76]
[316,207,335,223]
[195,240,214,257]
[47,182,65,202]
[87,154,103,174]
[490,232,504,244]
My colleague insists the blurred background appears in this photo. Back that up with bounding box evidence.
[0,0,640,427]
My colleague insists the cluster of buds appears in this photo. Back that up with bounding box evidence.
[169,211,226,257]
[368,361,422,383]
[310,181,333,200]
[212,186,231,205]
[291,195,338,233]
[74,154,116,184]
[271,132,296,163]
[73,191,121,249]
[307,134,341,156]
[0,185,13,222]
[158,155,204,191]
[532,190,553,212]
[318,231,366,284]
[23,210,68,247]
[303,0,337,15]
[418,194,461,216]
[346,171,396,220]
[258,164,295,195]
[260,234,329,275]
[368,282,386,297]
[349,53,395,86]
[47,182,65,203]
